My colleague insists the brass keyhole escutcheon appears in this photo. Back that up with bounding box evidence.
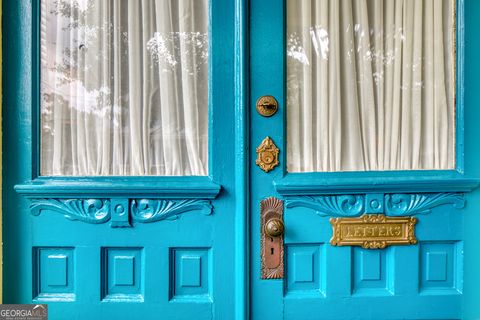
[261,197,284,279]
[256,137,280,173]
[265,218,284,238]
[256,95,278,117]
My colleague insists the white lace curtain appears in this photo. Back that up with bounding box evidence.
[41,0,209,176]
[287,0,456,172]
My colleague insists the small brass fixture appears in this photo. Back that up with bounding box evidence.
[264,218,284,238]
[256,137,279,173]
[256,95,278,117]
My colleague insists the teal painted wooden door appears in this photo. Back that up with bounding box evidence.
[249,0,480,319]
[3,0,239,319]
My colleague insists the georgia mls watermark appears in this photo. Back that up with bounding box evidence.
[0,305,48,320]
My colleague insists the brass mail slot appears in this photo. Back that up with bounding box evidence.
[330,214,417,249]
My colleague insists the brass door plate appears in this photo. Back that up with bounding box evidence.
[256,137,279,173]
[261,197,284,279]
[256,95,278,117]
[330,214,417,249]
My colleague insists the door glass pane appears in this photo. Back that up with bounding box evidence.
[41,0,209,176]
[287,0,456,172]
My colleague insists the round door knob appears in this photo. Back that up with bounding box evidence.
[264,218,284,237]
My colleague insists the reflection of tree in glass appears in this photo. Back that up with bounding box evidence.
[147,31,208,75]
[42,0,122,129]
[51,0,93,29]
[42,0,210,142]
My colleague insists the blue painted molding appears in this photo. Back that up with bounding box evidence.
[456,0,466,173]
[234,0,249,319]
[384,193,465,216]
[15,177,221,199]
[286,195,364,217]
[131,199,213,222]
[30,199,111,224]
[285,193,465,217]
[29,198,213,227]
[275,172,480,196]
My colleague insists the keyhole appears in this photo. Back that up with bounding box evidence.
[271,248,274,255]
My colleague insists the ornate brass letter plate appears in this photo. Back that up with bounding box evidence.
[261,197,284,279]
[330,214,417,249]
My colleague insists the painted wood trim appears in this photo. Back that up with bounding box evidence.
[15,177,221,199]
[234,0,249,318]
[285,193,465,217]
[2,0,35,304]
[29,198,213,228]
[275,172,480,196]
[456,0,466,173]
[0,0,3,303]
[462,0,480,314]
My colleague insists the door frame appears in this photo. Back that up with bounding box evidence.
[234,0,249,319]
[3,0,480,319]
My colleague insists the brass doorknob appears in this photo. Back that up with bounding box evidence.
[264,218,285,237]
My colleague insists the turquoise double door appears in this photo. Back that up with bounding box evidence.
[4,0,480,319]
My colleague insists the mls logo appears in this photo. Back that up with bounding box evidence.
[0,304,48,320]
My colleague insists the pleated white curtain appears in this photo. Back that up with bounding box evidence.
[287,0,456,172]
[40,0,209,176]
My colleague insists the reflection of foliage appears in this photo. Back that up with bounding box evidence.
[43,86,113,116]
[42,87,118,136]
[51,0,94,29]
[55,47,80,85]
[45,0,123,120]
[147,32,209,75]
[43,0,208,125]
[41,93,68,136]
[287,32,310,65]
[49,1,120,91]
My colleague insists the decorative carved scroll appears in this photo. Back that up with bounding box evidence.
[384,193,465,216]
[130,199,213,223]
[286,193,465,217]
[29,198,213,227]
[30,199,110,224]
[285,195,365,217]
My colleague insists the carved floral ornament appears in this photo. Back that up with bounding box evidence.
[285,192,465,217]
[29,198,213,228]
